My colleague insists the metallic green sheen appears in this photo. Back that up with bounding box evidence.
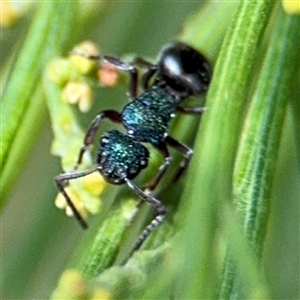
[97,130,149,183]
[121,86,177,145]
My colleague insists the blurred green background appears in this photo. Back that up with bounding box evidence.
[1,1,299,299]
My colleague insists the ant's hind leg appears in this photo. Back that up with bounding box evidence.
[74,110,122,170]
[125,179,167,253]
[176,106,206,115]
[169,105,205,181]
[165,135,193,184]
[126,141,173,252]
[130,142,171,224]
[144,141,172,193]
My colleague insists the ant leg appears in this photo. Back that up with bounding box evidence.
[170,106,206,179]
[130,142,171,224]
[144,141,172,193]
[74,110,122,170]
[133,57,157,90]
[125,178,167,252]
[164,135,193,183]
[69,50,139,99]
[176,106,206,115]
[103,55,138,99]
[55,166,99,229]
[69,51,101,61]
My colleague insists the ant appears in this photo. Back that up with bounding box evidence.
[55,41,212,252]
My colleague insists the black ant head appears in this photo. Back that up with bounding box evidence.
[156,42,212,101]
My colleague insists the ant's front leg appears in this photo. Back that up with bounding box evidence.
[69,49,139,99]
[104,56,158,97]
[55,166,99,229]
[132,57,157,90]
[103,56,139,99]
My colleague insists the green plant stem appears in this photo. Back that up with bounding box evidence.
[1,1,78,208]
[290,74,300,173]
[78,199,136,278]
[220,4,300,299]
[234,5,300,256]
[0,88,46,201]
[175,1,275,299]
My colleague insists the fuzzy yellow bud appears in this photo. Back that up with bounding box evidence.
[55,187,88,218]
[62,82,93,112]
[92,289,112,300]
[69,41,100,74]
[0,1,31,27]
[82,172,107,196]
[282,0,300,14]
[52,270,88,299]
[47,58,75,86]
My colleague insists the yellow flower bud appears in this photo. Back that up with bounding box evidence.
[69,40,100,74]
[282,0,300,14]
[47,58,74,86]
[83,172,107,196]
[62,82,93,112]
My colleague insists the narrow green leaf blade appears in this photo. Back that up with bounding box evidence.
[176,1,275,299]
[1,1,78,207]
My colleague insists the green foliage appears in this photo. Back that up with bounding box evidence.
[1,1,299,299]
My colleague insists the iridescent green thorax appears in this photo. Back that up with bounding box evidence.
[121,86,177,145]
[97,130,149,184]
